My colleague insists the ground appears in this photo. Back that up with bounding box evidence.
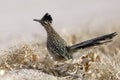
[0,27,120,80]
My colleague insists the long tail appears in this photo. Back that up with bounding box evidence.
[70,32,117,50]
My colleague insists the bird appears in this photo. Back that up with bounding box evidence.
[33,13,117,61]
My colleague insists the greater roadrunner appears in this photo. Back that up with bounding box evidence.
[33,13,117,61]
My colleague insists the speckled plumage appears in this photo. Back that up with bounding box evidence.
[33,13,117,61]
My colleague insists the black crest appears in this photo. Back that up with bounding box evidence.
[42,13,53,23]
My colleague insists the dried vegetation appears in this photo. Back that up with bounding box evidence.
[0,27,120,80]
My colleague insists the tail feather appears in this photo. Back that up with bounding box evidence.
[70,32,117,50]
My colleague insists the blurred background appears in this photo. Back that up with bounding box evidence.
[0,0,120,48]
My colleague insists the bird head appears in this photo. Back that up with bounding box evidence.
[33,13,52,24]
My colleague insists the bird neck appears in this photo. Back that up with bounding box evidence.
[43,25,59,37]
[40,21,60,38]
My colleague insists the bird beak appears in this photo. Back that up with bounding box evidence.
[33,19,41,22]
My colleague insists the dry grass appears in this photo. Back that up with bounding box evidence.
[0,27,120,80]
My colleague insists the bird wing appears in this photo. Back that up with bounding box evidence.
[47,37,72,60]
